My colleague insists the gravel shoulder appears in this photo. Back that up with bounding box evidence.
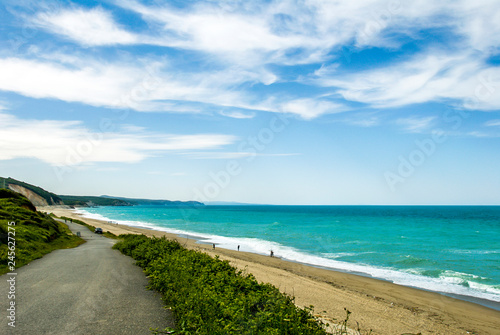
[0,220,174,335]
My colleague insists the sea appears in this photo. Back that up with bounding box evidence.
[76,205,500,310]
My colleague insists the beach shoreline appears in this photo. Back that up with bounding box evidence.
[40,206,500,335]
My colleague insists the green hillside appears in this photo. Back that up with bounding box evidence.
[0,177,63,205]
[58,195,131,207]
[1,176,204,208]
[0,189,85,275]
[101,195,204,206]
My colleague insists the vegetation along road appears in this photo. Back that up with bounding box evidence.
[0,219,174,334]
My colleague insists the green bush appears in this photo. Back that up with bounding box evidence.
[113,234,327,334]
[0,189,85,275]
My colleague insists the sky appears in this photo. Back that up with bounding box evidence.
[0,0,499,205]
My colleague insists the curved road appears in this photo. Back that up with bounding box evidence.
[1,220,174,334]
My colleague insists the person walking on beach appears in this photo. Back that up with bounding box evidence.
[270,250,274,257]
[237,245,240,251]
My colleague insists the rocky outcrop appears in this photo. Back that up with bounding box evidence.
[9,184,52,207]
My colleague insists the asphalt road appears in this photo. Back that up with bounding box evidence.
[0,220,174,334]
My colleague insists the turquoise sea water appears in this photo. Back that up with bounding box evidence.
[78,205,500,309]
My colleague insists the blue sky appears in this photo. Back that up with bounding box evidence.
[1,0,499,205]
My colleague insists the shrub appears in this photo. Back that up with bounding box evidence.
[114,234,328,334]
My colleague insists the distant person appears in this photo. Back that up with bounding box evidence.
[213,243,215,249]
[237,245,240,251]
[270,250,274,257]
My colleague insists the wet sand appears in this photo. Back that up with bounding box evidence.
[41,206,500,335]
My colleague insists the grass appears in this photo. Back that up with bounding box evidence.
[0,189,85,275]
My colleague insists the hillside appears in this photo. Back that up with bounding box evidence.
[0,189,84,274]
[0,177,64,206]
[101,195,204,207]
[1,177,204,208]
[58,195,131,207]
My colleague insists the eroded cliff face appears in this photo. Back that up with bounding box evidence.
[7,184,61,206]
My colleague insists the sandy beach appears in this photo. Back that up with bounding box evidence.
[41,206,500,335]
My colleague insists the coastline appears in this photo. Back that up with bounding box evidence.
[41,206,500,335]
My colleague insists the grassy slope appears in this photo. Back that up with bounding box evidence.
[0,189,85,275]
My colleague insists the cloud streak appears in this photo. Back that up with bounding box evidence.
[0,112,237,166]
[313,51,500,110]
[34,7,138,46]
[395,116,437,133]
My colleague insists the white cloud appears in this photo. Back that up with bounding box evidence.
[467,131,500,138]
[454,1,500,53]
[112,0,500,60]
[342,113,381,127]
[313,51,500,110]
[0,112,237,166]
[219,110,256,119]
[8,0,500,120]
[0,57,142,107]
[0,56,275,114]
[29,1,500,68]
[395,116,437,133]
[280,98,347,119]
[485,119,500,127]
[34,7,138,46]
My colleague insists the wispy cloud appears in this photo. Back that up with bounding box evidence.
[0,56,272,114]
[0,53,346,119]
[0,57,144,108]
[4,0,500,121]
[467,131,500,138]
[219,110,256,119]
[313,51,500,110]
[341,113,381,127]
[280,98,347,119]
[0,112,237,166]
[48,1,500,62]
[34,7,138,46]
[395,116,437,133]
[485,119,500,127]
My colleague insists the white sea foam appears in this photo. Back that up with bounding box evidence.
[448,249,500,255]
[73,208,500,304]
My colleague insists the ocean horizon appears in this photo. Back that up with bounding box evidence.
[77,204,500,310]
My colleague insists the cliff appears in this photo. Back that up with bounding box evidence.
[0,177,64,206]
